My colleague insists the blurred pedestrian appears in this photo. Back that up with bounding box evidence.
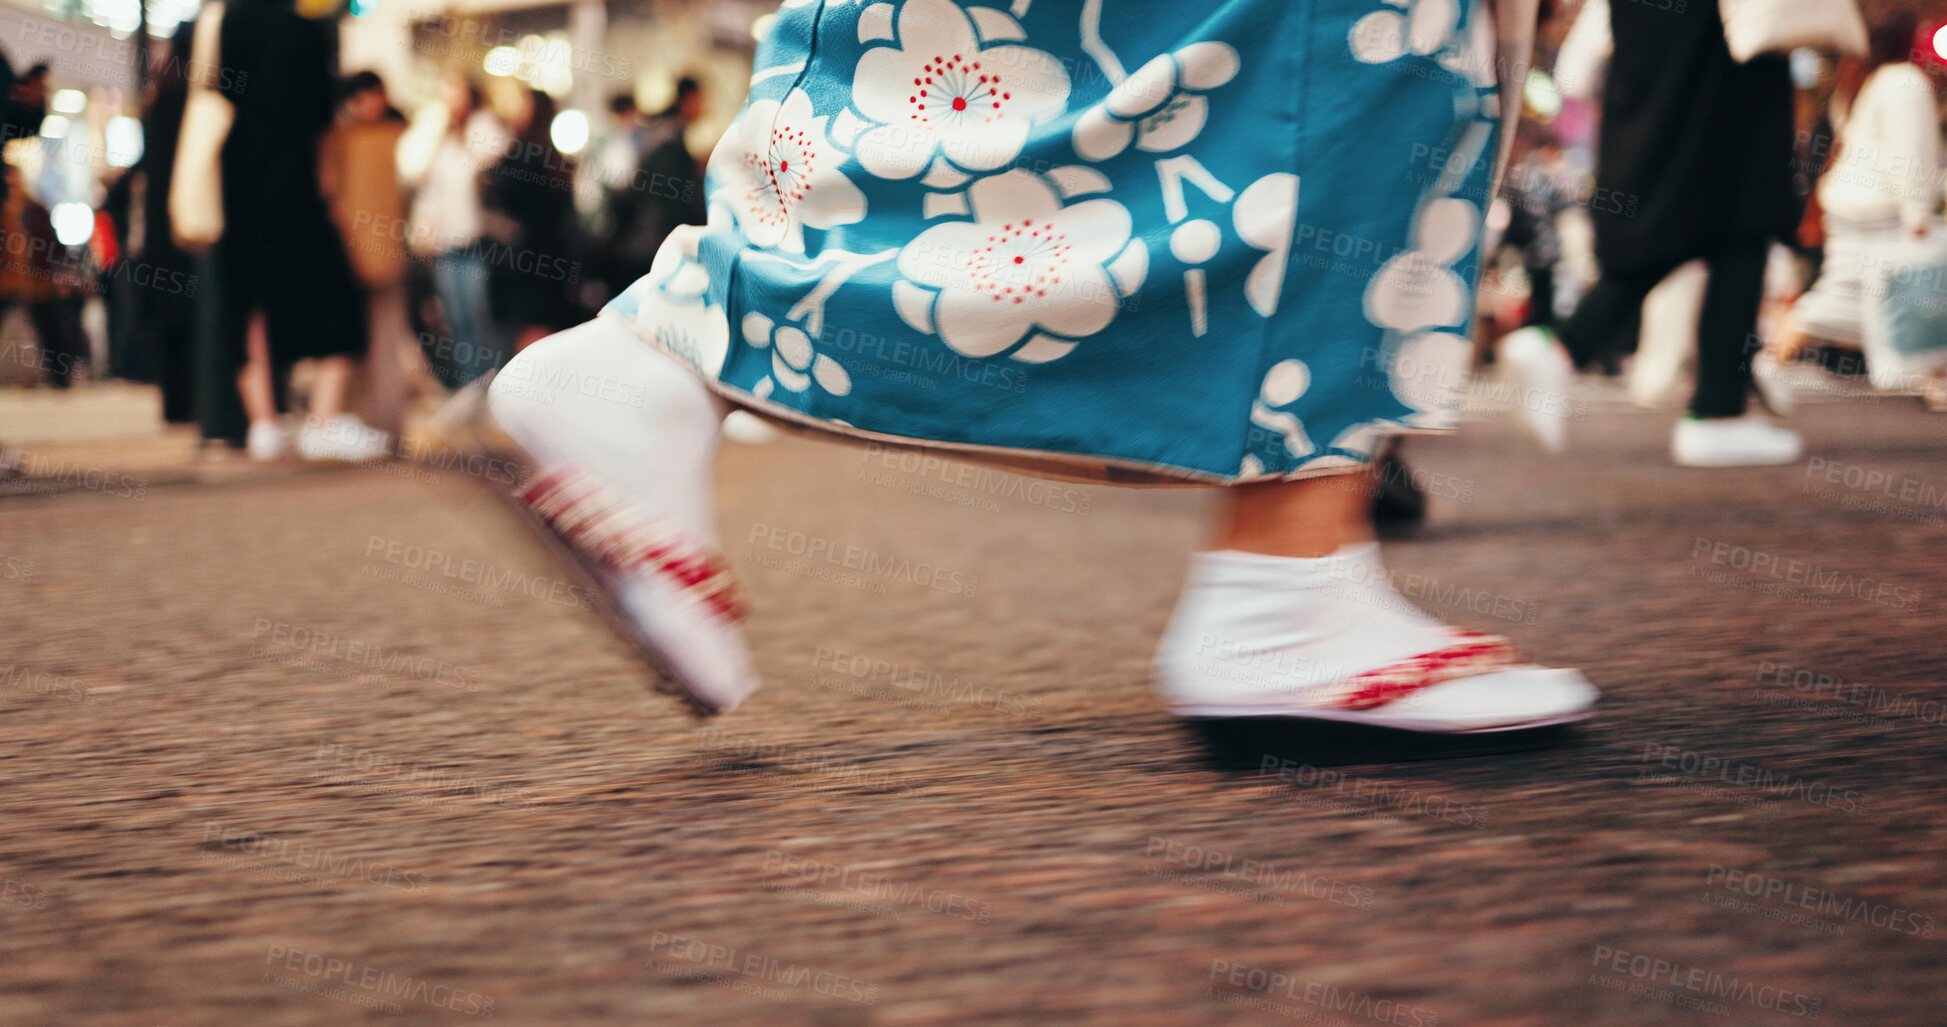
[322,70,412,443]
[599,76,705,297]
[198,0,385,461]
[4,63,49,144]
[1499,133,1577,333]
[0,59,46,210]
[0,49,18,192]
[0,163,90,388]
[1499,0,1803,466]
[1770,14,1941,366]
[482,88,581,353]
[578,95,642,233]
[339,70,404,125]
[483,0,1597,736]
[402,75,509,388]
[113,22,200,422]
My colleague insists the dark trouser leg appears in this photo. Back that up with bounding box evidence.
[1690,241,1767,419]
[28,300,87,388]
[160,300,197,424]
[1556,267,1658,371]
[1523,265,1555,328]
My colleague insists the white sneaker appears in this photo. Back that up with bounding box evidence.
[246,420,290,462]
[1496,326,1575,453]
[1671,413,1803,468]
[296,414,391,463]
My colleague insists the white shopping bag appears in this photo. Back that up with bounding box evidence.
[1861,227,1947,392]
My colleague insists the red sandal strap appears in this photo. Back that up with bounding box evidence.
[519,469,748,623]
[1320,631,1519,711]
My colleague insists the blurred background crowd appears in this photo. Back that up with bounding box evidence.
[0,0,1943,466]
[0,0,754,463]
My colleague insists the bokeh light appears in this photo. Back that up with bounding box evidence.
[549,109,590,156]
[105,116,145,169]
[50,203,95,247]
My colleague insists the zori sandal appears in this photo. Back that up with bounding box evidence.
[1166,629,1597,734]
[511,466,758,714]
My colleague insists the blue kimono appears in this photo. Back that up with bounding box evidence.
[605,0,1525,483]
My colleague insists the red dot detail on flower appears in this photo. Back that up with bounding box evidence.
[952,97,966,112]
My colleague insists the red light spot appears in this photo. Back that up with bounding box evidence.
[952,97,967,112]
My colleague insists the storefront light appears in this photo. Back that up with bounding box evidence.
[50,90,87,115]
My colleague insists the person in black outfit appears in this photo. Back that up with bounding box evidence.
[114,22,200,421]
[601,77,707,295]
[1503,0,1802,466]
[0,50,18,200]
[212,0,374,459]
[483,87,583,352]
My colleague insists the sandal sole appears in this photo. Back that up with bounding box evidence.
[1182,715,1587,769]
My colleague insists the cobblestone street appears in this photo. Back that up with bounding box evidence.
[2,397,1943,1026]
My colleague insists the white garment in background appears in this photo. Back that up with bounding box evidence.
[404,109,510,257]
[1817,63,1942,230]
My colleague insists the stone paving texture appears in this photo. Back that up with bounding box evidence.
[0,398,1943,1026]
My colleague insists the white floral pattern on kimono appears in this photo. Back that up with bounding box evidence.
[894,170,1135,359]
[851,0,1071,181]
[718,89,868,253]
